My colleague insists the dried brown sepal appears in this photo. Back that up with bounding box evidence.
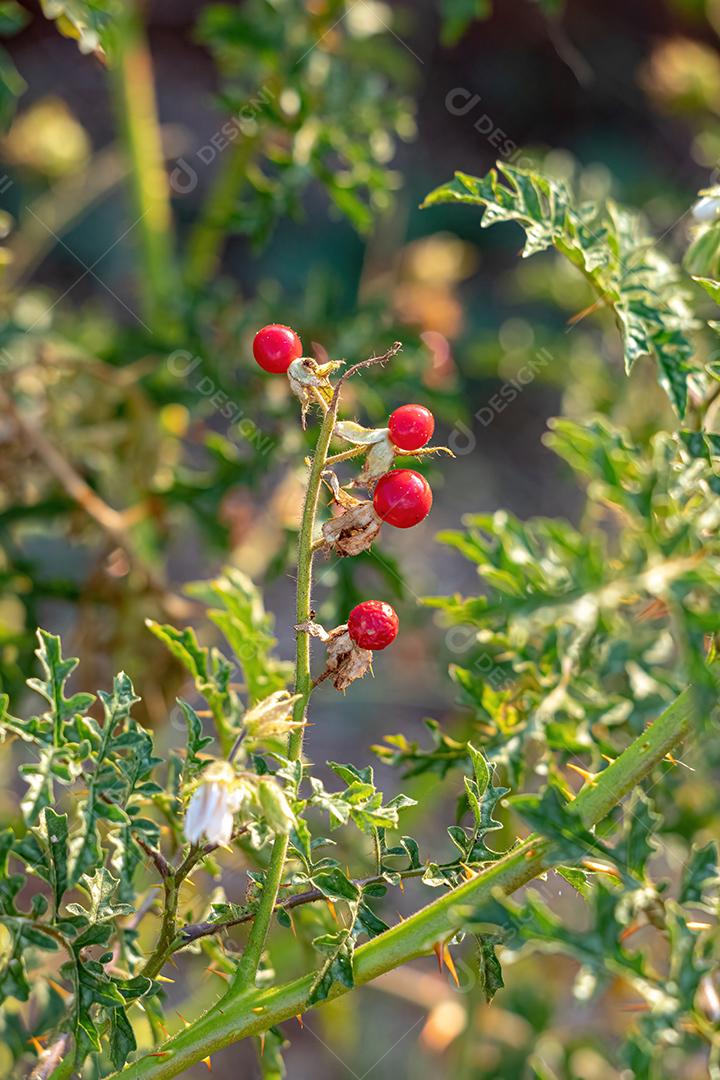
[322,629,373,691]
[287,357,343,426]
[296,621,374,690]
[295,620,332,642]
[321,468,361,510]
[321,500,382,556]
[355,434,396,487]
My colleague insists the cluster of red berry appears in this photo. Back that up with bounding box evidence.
[253,324,439,658]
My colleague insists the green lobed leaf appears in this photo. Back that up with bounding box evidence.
[423,164,698,415]
[35,808,69,913]
[187,569,292,704]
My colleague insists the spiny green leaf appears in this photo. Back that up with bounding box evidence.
[186,568,292,704]
[66,867,134,924]
[513,782,617,871]
[309,928,355,1004]
[423,164,697,415]
[311,867,360,903]
[177,699,213,784]
[27,629,95,743]
[109,1007,136,1070]
[614,791,661,879]
[35,808,69,912]
[679,841,718,905]
[475,935,504,1003]
[146,620,236,735]
[68,672,143,886]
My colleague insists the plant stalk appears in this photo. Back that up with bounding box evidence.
[184,135,259,289]
[230,400,339,990]
[108,0,183,340]
[112,666,716,1079]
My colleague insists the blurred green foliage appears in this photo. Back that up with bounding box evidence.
[1,2,720,1079]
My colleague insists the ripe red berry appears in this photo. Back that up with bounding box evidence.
[253,324,303,373]
[347,600,399,650]
[372,469,432,529]
[388,404,435,451]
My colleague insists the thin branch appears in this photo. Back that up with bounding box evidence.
[178,860,473,943]
[29,1035,71,1080]
[325,445,367,466]
[136,836,172,879]
[330,342,402,410]
[0,382,193,620]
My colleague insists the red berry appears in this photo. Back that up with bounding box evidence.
[388,404,435,451]
[253,324,303,373]
[373,469,432,529]
[347,600,399,651]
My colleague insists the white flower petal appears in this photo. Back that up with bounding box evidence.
[692,196,720,222]
[206,810,235,847]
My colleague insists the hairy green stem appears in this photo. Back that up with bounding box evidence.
[138,877,179,982]
[231,402,338,990]
[138,844,214,979]
[113,667,716,1079]
[108,0,182,339]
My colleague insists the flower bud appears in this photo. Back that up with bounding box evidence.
[692,196,720,223]
[258,778,296,834]
[243,690,304,740]
[698,973,720,1023]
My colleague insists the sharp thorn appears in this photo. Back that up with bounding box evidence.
[443,944,460,988]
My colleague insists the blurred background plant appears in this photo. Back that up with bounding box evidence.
[1,1,720,1078]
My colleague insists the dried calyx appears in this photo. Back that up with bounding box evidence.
[318,470,381,556]
[287,356,343,425]
[252,324,453,692]
[296,602,399,690]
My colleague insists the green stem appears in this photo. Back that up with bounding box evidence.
[112,666,716,1079]
[139,877,179,981]
[138,844,211,979]
[108,0,183,340]
[184,135,258,289]
[231,402,338,991]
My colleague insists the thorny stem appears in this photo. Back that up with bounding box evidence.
[111,664,718,1079]
[138,846,201,980]
[230,343,403,992]
[137,832,248,980]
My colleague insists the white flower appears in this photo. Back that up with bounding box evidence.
[692,195,720,222]
[184,761,246,847]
